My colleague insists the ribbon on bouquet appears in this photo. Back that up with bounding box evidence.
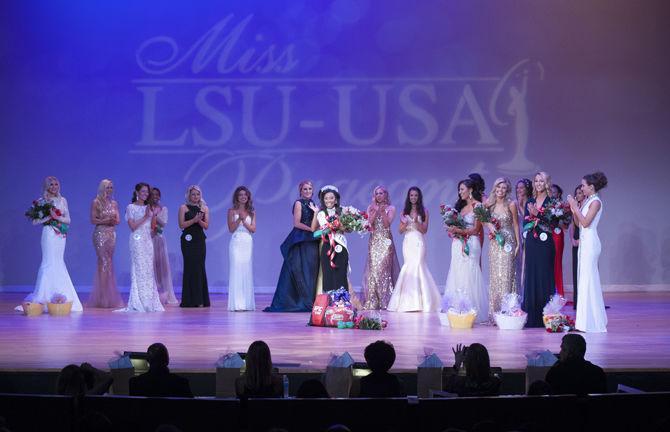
[314,217,342,268]
[449,232,470,256]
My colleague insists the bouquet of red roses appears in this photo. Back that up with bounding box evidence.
[25,198,69,236]
[440,204,470,255]
[523,198,570,240]
[473,203,505,247]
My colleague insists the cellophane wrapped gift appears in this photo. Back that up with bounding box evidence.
[417,352,444,397]
[494,293,528,330]
[325,352,354,397]
[216,352,244,398]
[442,291,477,329]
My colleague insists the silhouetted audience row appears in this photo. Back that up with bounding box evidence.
[55,334,607,400]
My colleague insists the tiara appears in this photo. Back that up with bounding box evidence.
[320,185,339,193]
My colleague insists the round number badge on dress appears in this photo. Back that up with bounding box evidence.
[334,245,343,253]
[554,227,562,235]
[539,232,548,242]
[185,234,193,242]
[522,231,528,239]
[504,243,513,253]
[383,238,392,247]
[133,233,141,240]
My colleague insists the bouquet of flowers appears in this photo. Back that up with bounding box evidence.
[542,294,574,332]
[440,204,470,255]
[353,310,387,330]
[339,206,370,234]
[523,198,571,240]
[473,203,505,247]
[25,198,69,236]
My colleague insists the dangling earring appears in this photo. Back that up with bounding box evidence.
[469,193,473,200]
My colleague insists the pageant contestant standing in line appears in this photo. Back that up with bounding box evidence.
[227,186,256,311]
[88,179,123,308]
[264,180,320,312]
[121,183,164,312]
[515,178,533,299]
[312,185,349,293]
[443,179,488,322]
[485,178,520,320]
[522,172,555,327]
[550,184,567,298]
[568,172,608,333]
[362,186,400,310]
[569,185,585,309]
[150,187,178,305]
[387,187,441,312]
[179,185,210,308]
[17,176,83,312]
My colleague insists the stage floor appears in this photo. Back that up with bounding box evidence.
[0,292,668,373]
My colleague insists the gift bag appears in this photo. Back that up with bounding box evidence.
[524,350,557,392]
[216,352,244,398]
[325,352,354,397]
[417,353,444,398]
[324,304,355,327]
[108,355,134,395]
[310,294,330,326]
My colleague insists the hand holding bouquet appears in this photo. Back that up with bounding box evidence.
[473,203,505,247]
[25,198,69,236]
[440,204,470,255]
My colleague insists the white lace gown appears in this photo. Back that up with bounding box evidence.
[442,213,488,322]
[228,214,255,311]
[16,196,83,312]
[387,215,441,312]
[121,204,164,312]
[575,196,607,332]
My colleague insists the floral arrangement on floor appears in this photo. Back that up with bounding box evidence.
[542,294,574,332]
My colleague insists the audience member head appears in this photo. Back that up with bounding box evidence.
[559,334,587,362]
[364,340,396,374]
[464,343,492,383]
[527,380,552,396]
[147,343,170,369]
[245,340,274,390]
[296,379,330,398]
[56,364,87,397]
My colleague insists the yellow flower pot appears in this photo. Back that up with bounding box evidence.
[47,301,73,316]
[22,302,44,316]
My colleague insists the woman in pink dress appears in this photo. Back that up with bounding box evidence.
[150,187,178,305]
[87,179,124,308]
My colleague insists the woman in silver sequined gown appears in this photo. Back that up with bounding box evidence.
[362,186,400,310]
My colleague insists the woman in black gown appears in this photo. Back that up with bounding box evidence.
[264,180,320,312]
[179,185,210,307]
[522,172,555,327]
[311,185,349,293]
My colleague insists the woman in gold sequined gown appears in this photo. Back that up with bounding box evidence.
[88,179,124,308]
[485,178,520,321]
[362,186,400,309]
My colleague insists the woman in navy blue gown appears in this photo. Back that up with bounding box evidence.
[522,172,556,327]
[264,181,320,312]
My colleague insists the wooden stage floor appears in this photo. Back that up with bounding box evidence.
[1,292,668,373]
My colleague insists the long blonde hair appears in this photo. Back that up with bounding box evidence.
[533,171,552,198]
[371,185,391,206]
[95,179,113,208]
[485,177,512,209]
[42,176,61,199]
[185,185,206,208]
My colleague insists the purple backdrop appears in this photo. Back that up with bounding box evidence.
[2,0,669,292]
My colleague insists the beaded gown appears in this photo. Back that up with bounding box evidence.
[487,207,518,320]
[387,215,441,312]
[122,204,164,312]
[228,214,255,311]
[152,206,178,305]
[88,199,123,308]
[362,211,400,310]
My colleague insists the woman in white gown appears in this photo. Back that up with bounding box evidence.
[17,176,83,312]
[568,172,608,333]
[443,179,488,323]
[227,186,256,311]
[121,183,164,312]
[387,187,441,312]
